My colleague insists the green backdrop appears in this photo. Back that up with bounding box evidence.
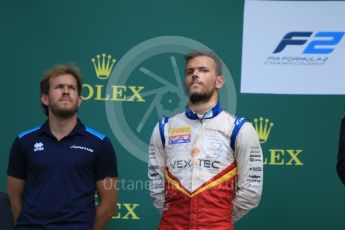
[1,0,344,229]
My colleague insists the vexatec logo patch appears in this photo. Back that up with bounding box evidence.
[265,31,344,66]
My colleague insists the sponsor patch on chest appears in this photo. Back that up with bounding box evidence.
[70,145,94,152]
[168,126,192,145]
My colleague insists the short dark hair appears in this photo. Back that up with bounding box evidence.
[185,51,222,76]
[40,64,82,116]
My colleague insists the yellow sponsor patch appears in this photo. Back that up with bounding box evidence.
[169,126,192,135]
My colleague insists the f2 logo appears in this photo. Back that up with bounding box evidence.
[273,31,345,54]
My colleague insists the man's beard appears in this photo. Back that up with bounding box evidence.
[188,89,214,104]
[49,103,78,118]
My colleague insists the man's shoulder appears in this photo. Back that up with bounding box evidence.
[75,120,107,141]
[157,111,185,124]
[83,125,107,141]
[221,111,252,124]
[170,111,187,119]
[17,125,42,140]
[219,110,236,120]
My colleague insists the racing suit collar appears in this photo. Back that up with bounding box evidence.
[185,103,223,120]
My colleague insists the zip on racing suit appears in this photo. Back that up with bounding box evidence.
[148,103,263,230]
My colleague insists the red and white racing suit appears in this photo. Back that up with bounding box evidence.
[148,103,263,230]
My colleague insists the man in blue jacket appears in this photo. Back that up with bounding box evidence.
[7,64,118,230]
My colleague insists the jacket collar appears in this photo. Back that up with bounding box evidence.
[39,119,86,138]
[185,103,223,120]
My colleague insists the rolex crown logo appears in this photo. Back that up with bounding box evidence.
[92,53,116,80]
[253,117,274,144]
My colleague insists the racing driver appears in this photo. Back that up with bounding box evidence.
[148,51,263,229]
